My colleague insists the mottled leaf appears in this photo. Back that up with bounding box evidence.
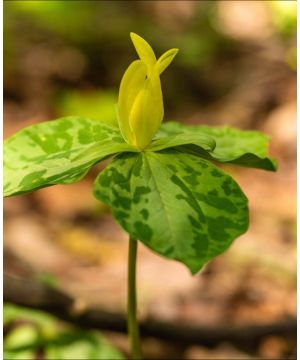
[157,122,277,171]
[93,150,248,274]
[147,132,216,152]
[4,116,136,197]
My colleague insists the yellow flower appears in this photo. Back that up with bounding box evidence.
[117,33,178,149]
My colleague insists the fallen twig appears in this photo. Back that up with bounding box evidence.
[4,274,296,352]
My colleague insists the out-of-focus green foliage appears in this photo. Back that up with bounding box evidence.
[3,1,233,107]
[6,1,95,42]
[4,0,296,117]
[269,1,297,37]
[4,303,56,327]
[36,272,61,289]
[6,1,137,46]
[4,304,125,360]
[268,1,296,71]
[56,90,118,126]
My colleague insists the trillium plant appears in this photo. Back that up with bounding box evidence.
[4,33,277,359]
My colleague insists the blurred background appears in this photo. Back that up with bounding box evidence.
[3,1,296,359]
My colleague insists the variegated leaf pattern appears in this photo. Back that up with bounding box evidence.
[93,150,249,274]
[157,122,277,171]
[147,132,216,152]
[4,116,136,197]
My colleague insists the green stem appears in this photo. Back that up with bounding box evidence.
[127,236,142,359]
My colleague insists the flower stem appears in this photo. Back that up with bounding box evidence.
[127,235,142,359]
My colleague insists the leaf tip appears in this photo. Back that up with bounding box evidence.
[189,263,206,276]
[270,158,279,171]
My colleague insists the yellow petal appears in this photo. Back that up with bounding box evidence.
[155,48,179,75]
[117,33,178,148]
[129,71,163,149]
[118,59,147,144]
[129,87,147,147]
[130,32,156,69]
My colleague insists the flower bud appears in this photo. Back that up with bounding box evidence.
[117,33,178,149]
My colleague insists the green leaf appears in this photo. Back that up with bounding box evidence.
[158,121,277,171]
[147,132,216,152]
[93,150,249,274]
[4,116,136,197]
